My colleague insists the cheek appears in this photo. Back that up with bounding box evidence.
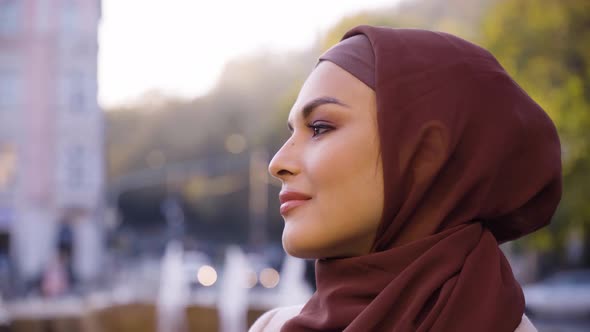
[283,132,384,258]
[309,134,381,202]
[314,152,383,235]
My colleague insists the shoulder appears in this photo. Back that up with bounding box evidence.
[515,314,537,332]
[250,308,536,331]
[249,305,304,332]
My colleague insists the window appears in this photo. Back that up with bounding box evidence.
[37,0,51,33]
[0,69,20,109]
[0,0,21,36]
[0,144,16,193]
[69,71,86,112]
[61,71,86,112]
[60,0,78,33]
[67,146,85,189]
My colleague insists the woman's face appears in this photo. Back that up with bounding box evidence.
[268,61,384,259]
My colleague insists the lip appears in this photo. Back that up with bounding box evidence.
[279,190,311,215]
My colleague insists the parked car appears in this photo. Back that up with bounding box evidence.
[523,269,590,318]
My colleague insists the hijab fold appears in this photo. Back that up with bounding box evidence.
[282,26,562,332]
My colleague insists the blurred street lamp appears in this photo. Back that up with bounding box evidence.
[160,195,185,241]
[249,149,269,248]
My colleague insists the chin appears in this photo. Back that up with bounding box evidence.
[282,236,317,259]
[282,226,344,259]
[282,226,325,259]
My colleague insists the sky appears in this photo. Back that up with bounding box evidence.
[98,0,401,108]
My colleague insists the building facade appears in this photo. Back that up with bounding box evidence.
[0,0,103,291]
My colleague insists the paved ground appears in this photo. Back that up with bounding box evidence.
[531,317,590,332]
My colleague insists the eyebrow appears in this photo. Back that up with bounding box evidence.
[287,96,349,132]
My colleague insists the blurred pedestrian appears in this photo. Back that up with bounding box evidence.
[41,253,68,298]
[253,25,561,331]
[56,221,75,287]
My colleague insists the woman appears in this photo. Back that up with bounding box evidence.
[252,25,561,332]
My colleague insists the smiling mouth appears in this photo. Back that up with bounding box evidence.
[280,199,310,215]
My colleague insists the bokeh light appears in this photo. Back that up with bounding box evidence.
[225,134,247,154]
[197,265,218,286]
[259,268,280,288]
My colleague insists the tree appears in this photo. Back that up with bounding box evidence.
[482,0,590,264]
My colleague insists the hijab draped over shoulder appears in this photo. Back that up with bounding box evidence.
[281,25,562,332]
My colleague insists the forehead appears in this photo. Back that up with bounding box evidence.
[289,61,374,120]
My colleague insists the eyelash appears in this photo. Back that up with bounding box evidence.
[307,122,334,137]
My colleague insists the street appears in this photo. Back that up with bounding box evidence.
[532,317,590,332]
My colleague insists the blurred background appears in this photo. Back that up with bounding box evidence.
[0,0,589,331]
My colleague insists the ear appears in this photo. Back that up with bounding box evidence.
[402,120,449,184]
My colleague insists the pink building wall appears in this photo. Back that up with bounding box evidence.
[0,0,103,281]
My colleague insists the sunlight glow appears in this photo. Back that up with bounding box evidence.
[98,0,400,107]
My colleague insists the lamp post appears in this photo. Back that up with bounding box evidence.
[249,148,269,249]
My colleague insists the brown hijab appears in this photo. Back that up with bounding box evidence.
[281,25,562,331]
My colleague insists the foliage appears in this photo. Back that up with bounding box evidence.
[105,0,590,261]
[481,0,590,260]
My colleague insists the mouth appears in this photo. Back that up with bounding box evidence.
[279,190,312,215]
[280,199,310,215]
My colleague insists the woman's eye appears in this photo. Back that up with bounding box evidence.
[308,123,333,137]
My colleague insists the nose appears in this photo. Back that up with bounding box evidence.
[268,139,300,181]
